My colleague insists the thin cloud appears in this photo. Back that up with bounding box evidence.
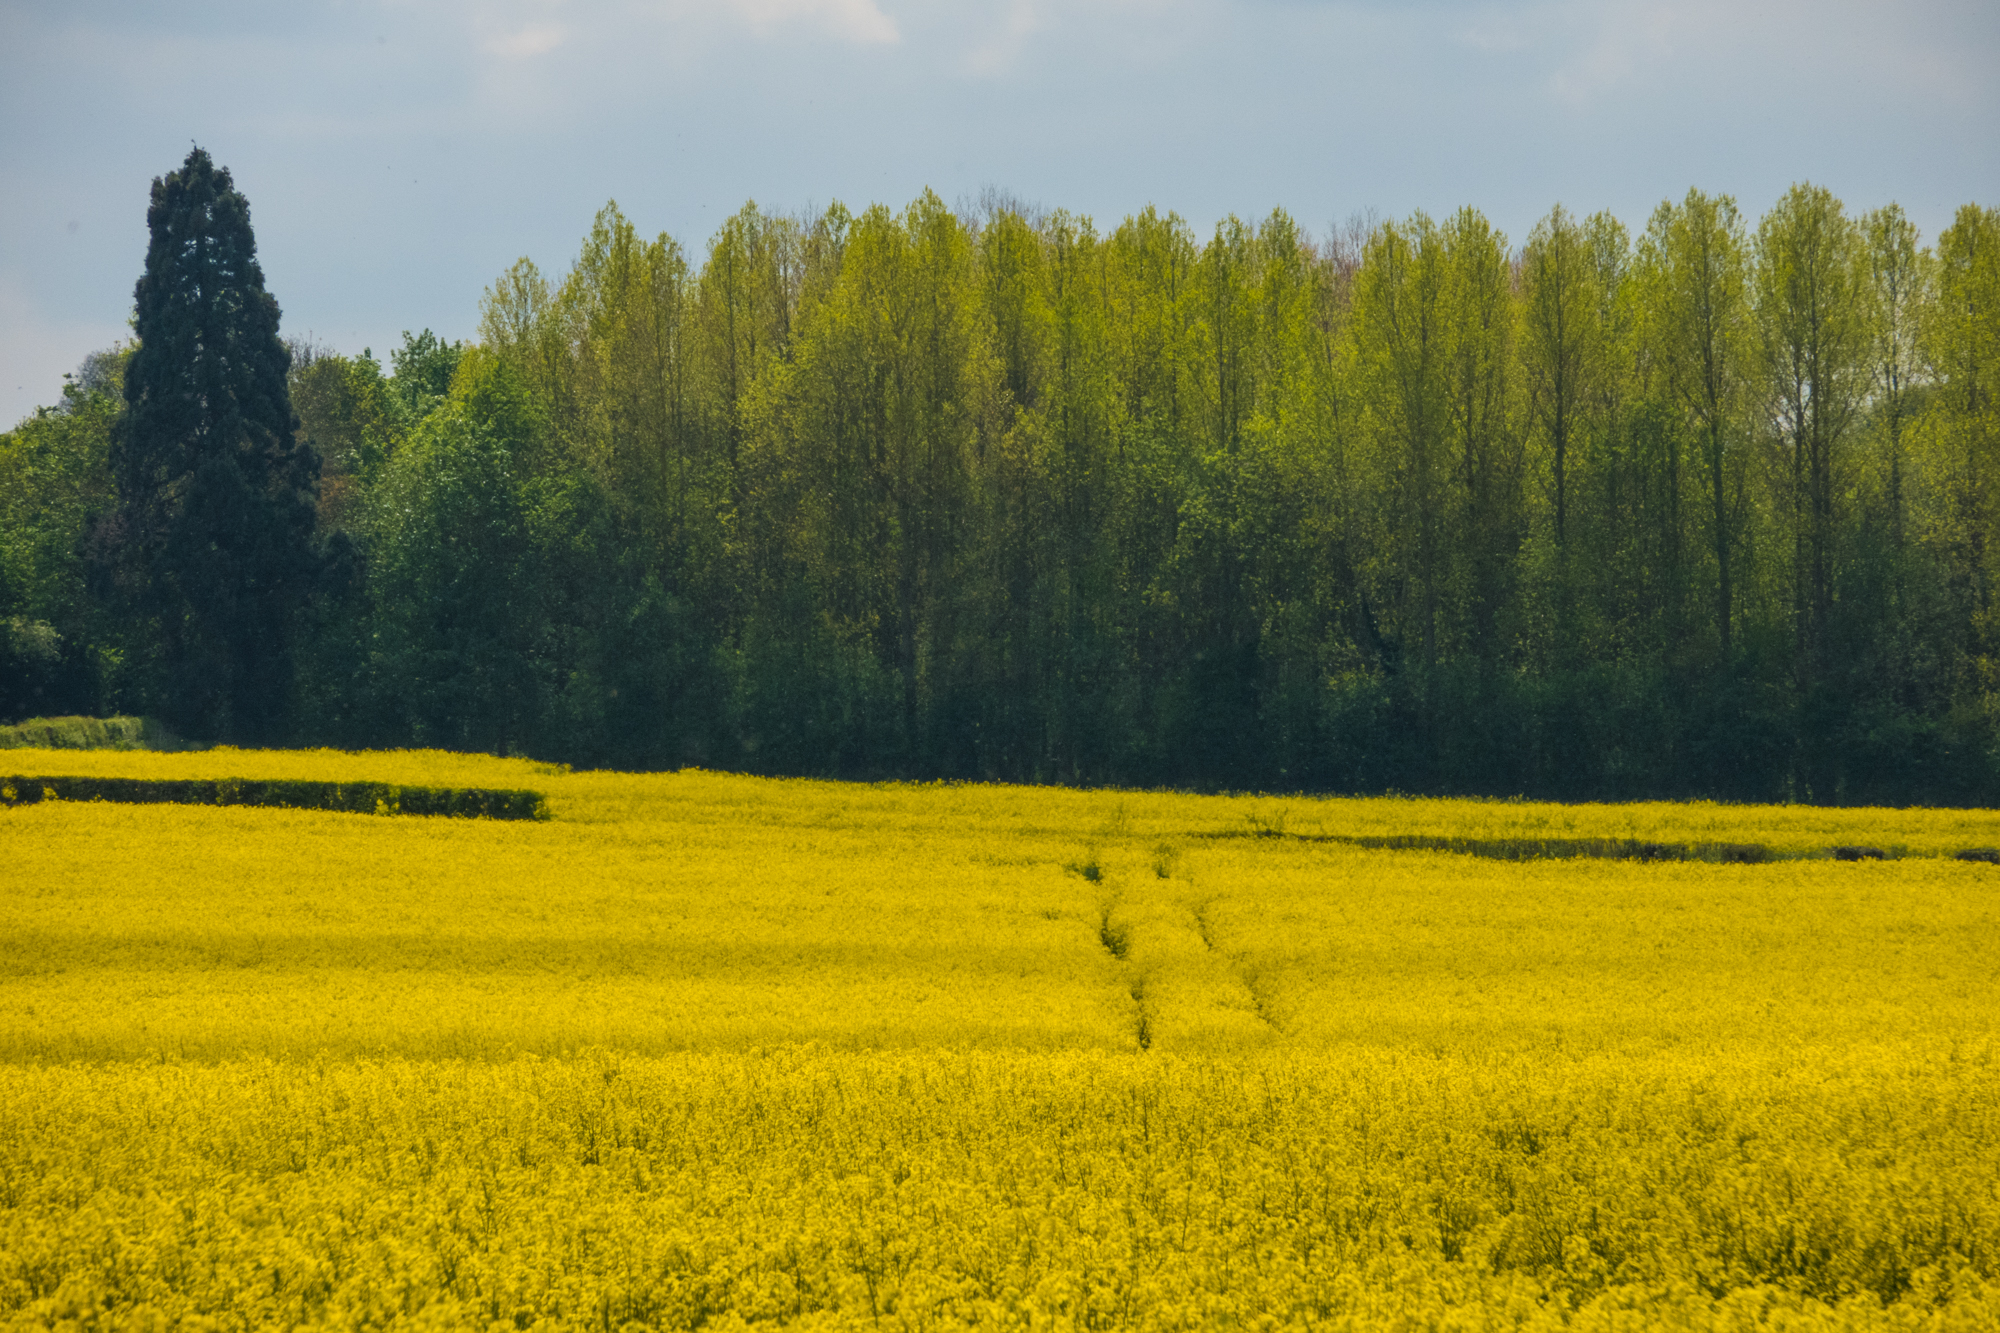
[966,0,1042,75]
[482,23,569,59]
[1546,3,1678,105]
[728,0,901,45]
[1454,22,1529,53]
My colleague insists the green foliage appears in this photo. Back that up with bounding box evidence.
[0,715,184,750]
[365,354,545,753]
[388,327,464,420]
[288,341,398,529]
[0,352,129,721]
[9,180,2000,798]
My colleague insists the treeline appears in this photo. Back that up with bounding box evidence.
[5,178,1999,801]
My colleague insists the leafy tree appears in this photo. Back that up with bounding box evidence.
[104,147,319,742]
[1754,183,1870,689]
[1861,204,1930,546]
[289,341,399,531]
[389,329,465,421]
[1925,205,2000,700]
[1521,205,1606,552]
[479,258,562,407]
[744,191,1003,767]
[1354,212,1449,674]
[699,203,803,469]
[1638,190,1752,661]
[1435,207,1520,666]
[558,204,702,553]
[367,352,545,753]
[0,350,127,719]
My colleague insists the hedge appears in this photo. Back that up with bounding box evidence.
[0,716,188,751]
[0,775,549,821]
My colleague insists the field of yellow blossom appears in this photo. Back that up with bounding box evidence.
[2,747,1997,1329]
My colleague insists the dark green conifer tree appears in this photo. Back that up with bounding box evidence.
[109,146,318,741]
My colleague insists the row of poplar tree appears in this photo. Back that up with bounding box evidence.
[4,150,1998,800]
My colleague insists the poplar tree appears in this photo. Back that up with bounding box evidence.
[1435,207,1518,662]
[1861,204,1927,549]
[111,147,318,741]
[1756,184,1869,688]
[1355,213,1447,672]
[1928,205,2000,680]
[1522,205,1605,551]
[1640,190,1750,660]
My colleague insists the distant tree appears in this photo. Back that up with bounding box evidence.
[1926,205,2000,692]
[1354,212,1449,672]
[288,341,398,531]
[105,146,319,742]
[698,202,801,467]
[367,351,546,754]
[1638,190,1751,660]
[389,329,465,422]
[1861,205,1929,547]
[1754,183,1869,689]
[1434,206,1520,664]
[558,204,700,548]
[0,349,126,720]
[1521,205,1606,551]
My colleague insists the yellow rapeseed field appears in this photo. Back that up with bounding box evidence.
[2,748,1997,1329]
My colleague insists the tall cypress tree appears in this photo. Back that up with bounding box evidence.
[111,146,318,742]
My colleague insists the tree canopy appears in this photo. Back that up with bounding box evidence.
[7,180,2000,801]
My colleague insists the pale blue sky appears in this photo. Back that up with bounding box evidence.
[3,0,1995,425]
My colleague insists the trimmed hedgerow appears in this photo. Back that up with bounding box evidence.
[0,775,547,820]
[0,716,189,752]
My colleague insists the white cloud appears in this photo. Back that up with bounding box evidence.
[726,0,901,45]
[1543,1,1690,105]
[1454,22,1528,54]
[482,23,569,59]
[1538,0,1996,111]
[966,0,1041,75]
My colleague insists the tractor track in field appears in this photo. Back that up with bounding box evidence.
[1092,894,1151,1051]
